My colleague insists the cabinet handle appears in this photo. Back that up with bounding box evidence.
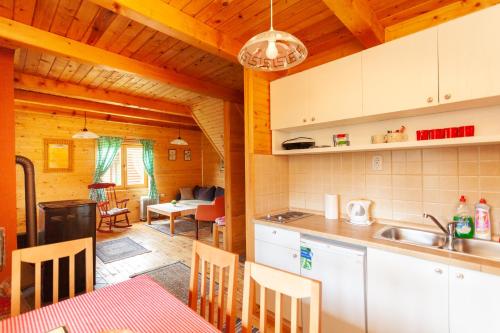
[311,117,315,121]
[427,97,434,103]
[302,118,307,123]
[456,273,464,280]
[444,93,452,100]
[292,253,298,258]
[434,268,443,274]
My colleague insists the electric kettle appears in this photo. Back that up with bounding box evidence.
[346,200,373,225]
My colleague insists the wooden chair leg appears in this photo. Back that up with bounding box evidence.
[125,213,130,227]
[213,224,219,248]
[195,220,199,240]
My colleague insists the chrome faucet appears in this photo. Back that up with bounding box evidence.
[423,213,457,251]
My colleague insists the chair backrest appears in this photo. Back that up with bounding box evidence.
[189,240,238,333]
[241,261,321,333]
[214,195,225,213]
[88,183,117,214]
[11,237,93,316]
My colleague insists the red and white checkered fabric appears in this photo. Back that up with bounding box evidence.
[1,275,220,333]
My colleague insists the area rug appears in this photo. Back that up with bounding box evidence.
[145,219,211,236]
[96,237,151,264]
[131,262,258,333]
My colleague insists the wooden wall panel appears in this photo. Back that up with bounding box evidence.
[202,134,224,188]
[15,110,205,232]
[224,101,245,255]
[192,97,224,157]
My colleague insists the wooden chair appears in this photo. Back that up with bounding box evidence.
[11,237,93,316]
[241,261,322,333]
[88,183,131,232]
[189,240,238,333]
[213,217,226,250]
[195,195,225,240]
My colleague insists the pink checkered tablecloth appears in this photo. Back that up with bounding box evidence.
[1,275,220,333]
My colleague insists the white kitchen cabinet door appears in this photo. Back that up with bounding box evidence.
[362,28,438,116]
[309,53,363,123]
[449,266,500,333]
[254,239,300,274]
[270,71,309,130]
[439,5,500,104]
[367,248,449,333]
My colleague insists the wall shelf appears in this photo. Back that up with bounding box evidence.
[273,135,500,155]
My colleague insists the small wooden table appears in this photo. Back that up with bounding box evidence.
[146,203,197,236]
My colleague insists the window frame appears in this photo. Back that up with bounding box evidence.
[99,143,148,190]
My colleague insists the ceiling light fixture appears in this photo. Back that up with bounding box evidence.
[72,112,99,139]
[238,0,307,71]
[170,128,188,146]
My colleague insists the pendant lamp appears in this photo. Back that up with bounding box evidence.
[170,128,188,146]
[72,112,99,139]
[238,0,307,71]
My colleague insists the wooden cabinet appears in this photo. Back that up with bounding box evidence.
[367,248,449,333]
[439,5,500,104]
[449,266,500,333]
[308,53,363,123]
[362,28,439,116]
[270,71,309,130]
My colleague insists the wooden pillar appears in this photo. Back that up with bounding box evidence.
[224,101,246,255]
[0,47,17,285]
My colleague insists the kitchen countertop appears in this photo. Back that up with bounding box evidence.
[254,214,500,276]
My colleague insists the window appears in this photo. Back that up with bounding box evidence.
[100,144,147,188]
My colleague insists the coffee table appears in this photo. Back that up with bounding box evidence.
[146,202,198,236]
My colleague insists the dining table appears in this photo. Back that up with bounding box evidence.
[1,275,221,333]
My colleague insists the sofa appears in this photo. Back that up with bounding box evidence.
[175,185,224,205]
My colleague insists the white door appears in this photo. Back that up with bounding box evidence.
[308,53,363,123]
[367,248,449,333]
[449,266,500,333]
[270,71,309,130]
[254,239,300,274]
[362,27,439,116]
[439,5,500,104]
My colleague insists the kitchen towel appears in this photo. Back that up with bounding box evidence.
[324,194,339,219]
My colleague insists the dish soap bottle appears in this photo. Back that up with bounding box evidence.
[454,195,474,239]
[475,198,491,240]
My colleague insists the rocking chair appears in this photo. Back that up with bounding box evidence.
[88,183,131,232]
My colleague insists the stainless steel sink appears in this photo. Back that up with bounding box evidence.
[375,226,446,248]
[375,226,500,261]
[453,238,500,261]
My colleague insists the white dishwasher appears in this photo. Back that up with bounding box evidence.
[300,235,366,333]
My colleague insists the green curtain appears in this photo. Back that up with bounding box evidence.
[140,139,159,200]
[89,136,123,201]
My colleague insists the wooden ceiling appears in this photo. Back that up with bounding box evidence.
[0,0,497,128]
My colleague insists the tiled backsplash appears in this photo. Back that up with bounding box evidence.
[254,154,289,216]
[289,145,500,235]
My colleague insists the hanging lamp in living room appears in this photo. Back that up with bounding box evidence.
[170,128,188,146]
[72,112,99,139]
[238,0,307,71]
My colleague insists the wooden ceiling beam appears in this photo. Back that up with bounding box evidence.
[88,0,243,63]
[15,104,199,130]
[322,0,384,47]
[385,0,500,41]
[14,90,198,126]
[14,72,192,116]
[0,17,242,103]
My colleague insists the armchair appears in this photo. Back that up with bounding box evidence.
[194,196,224,240]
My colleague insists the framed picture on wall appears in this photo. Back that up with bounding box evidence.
[44,139,74,172]
[168,149,176,161]
[184,150,191,161]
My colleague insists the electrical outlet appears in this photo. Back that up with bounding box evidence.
[372,155,383,171]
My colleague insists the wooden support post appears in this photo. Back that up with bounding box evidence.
[224,101,246,255]
[0,47,17,286]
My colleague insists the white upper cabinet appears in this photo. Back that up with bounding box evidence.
[308,53,363,123]
[449,266,500,333]
[270,70,309,130]
[362,28,439,116]
[367,248,449,333]
[439,5,500,104]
